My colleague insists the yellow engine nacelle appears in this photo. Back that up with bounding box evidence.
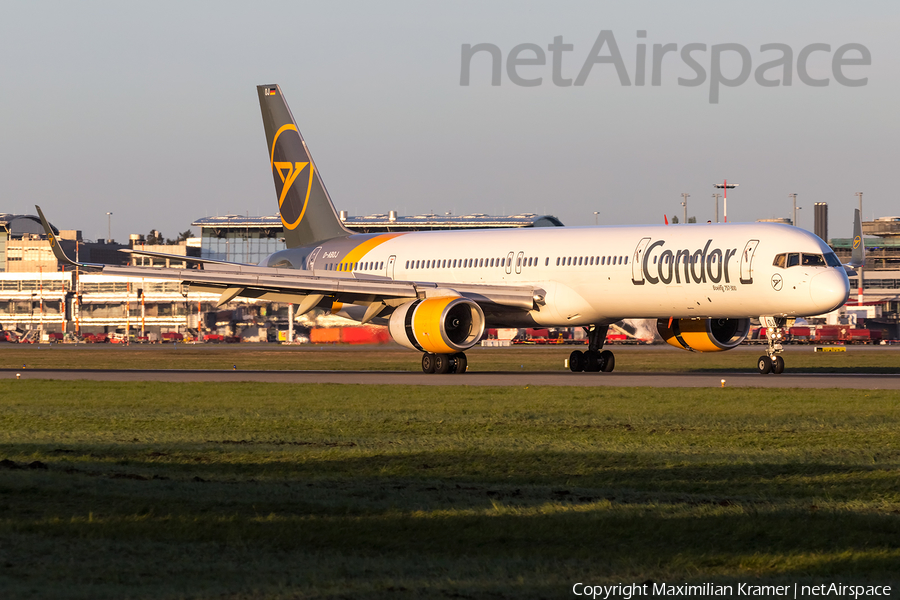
[656,318,750,352]
[388,297,485,353]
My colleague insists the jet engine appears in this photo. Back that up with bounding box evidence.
[656,318,750,352]
[388,297,485,353]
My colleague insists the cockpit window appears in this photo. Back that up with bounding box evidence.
[802,254,826,267]
[776,252,840,268]
[825,252,842,267]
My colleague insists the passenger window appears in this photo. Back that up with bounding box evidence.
[624,256,628,265]
[773,254,786,268]
[787,253,800,267]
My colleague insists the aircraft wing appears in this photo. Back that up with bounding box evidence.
[36,206,539,317]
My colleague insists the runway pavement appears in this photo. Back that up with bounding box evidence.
[3,368,900,388]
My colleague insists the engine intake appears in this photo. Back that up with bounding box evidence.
[657,318,750,352]
[389,297,485,354]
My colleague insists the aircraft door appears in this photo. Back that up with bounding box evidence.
[740,240,759,284]
[506,252,514,274]
[631,237,651,285]
[516,251,524,274]
[306,246,322,270]
[387,255,396,280]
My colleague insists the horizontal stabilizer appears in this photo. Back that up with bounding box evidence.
[121,248,253,267]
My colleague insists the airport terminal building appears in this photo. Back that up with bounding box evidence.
[0,211,563,340]
[3,208,900,341]
[191,212,564,263]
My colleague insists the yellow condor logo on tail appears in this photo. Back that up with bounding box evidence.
[270,124,315,230]
[852,235,861,250]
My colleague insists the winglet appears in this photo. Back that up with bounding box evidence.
[848,208,865,268]
[664,214,669,225]
[35,205,79,268]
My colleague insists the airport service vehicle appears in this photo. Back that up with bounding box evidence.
[38,85,859,375]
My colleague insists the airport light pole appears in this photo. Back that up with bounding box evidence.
[789,193,798,226]
[681,193,689,223]
[106,212,113,243]
[712,193,721,223]
[593,211,599,226]
[714,181,738,222]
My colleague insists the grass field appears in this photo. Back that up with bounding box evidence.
[1,380,898,599]
[2,342,900,373]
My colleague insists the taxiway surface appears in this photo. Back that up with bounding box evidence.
[3,368,899,388]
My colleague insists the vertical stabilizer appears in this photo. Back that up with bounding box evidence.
[257,85,351,248]
[850,209,865,268]
[851,208,865,305]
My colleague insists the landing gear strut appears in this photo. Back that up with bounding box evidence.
[757,316,787,375]
[421,352,467,374]
[570,324,615,373]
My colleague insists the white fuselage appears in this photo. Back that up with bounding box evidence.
[280,222,850,327]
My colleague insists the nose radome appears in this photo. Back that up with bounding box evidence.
[810,271,850,312]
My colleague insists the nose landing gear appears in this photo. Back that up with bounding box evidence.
[757,316,787,375]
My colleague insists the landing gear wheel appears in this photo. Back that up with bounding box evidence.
[599,350,616,373]
[757,356,773,375]
[422,353,436,374]
[569,350,585,372]
[584,351,601,372]
[452,352,467,374]
[773,355,785,374]
[434,354,452,374]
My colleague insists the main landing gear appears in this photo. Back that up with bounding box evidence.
[569,324,615,373]
[757,316,787,375]
[421,352,468,374]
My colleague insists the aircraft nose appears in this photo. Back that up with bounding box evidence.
[810,270,850,312]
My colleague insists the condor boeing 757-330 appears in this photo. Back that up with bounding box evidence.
[38,84,856,375]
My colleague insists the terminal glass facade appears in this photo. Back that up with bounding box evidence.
[201,229,285,264]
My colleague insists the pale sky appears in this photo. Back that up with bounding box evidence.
[1,0,897,242]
